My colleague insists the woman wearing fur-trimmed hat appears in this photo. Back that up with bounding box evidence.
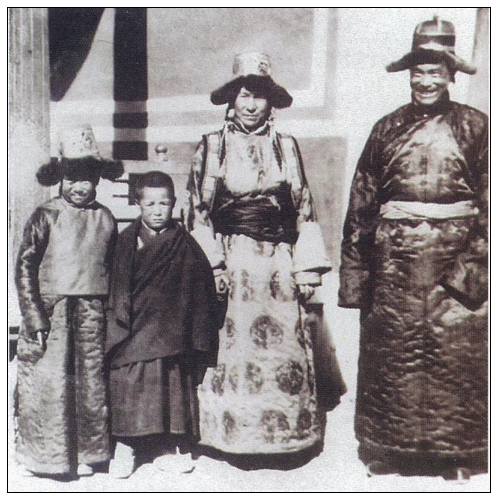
[185,53,345,457]
[14,125,123,477]
[339,17,487,479]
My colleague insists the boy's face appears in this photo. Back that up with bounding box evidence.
[61,177,97,207]
[139,187,176,231]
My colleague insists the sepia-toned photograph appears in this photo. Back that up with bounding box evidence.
[7,7,489,492]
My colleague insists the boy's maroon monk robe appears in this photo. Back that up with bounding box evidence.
[105,219,219,437]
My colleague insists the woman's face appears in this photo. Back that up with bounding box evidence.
[233,87,270,130]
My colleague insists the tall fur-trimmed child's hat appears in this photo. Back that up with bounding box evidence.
[210,52,293,109]
[36,125,124,186]
[386,16,477,75]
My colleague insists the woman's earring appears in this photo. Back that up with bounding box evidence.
[226,107,235,120]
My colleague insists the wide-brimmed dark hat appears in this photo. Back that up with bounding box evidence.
[211,52,293,109]
[386,16,477,75]
[36,125,123,186]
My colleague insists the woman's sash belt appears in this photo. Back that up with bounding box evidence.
[380,200,479,220]
[213,196,297,244]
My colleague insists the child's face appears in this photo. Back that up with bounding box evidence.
[139,187,175,231]
[61,178,97,207]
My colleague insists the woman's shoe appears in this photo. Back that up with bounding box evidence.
[17,465,35,477]
[109,442,136,479]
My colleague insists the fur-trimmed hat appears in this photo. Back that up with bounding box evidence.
[211,52,293,109]
[36,125,124,186]
[386,16,477,75]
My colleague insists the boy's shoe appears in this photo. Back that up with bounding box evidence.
[77,463,94,477]
[109,443,136,479]
[153,447,195,474]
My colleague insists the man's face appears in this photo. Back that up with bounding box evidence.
[410,62,451,106]
[138,187,175,231]
[61,178,97,207]
[234,87,270,130]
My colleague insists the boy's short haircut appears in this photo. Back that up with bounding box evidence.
[134,171,176,201]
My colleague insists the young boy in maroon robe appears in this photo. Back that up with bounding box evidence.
[105,171,219,478]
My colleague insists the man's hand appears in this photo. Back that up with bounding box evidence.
[30,330,49,350]
[298,284,315,302]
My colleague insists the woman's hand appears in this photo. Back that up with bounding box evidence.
[215,272,230,297]
[298,284,315,302]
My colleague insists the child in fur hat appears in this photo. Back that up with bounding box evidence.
[14,125,123,477]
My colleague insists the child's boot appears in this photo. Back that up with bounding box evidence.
[77,463,94,477]
[109,442,136,479]
[153,447,195,474]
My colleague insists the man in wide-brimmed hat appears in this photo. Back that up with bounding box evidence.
[15,125,123,478]
[339,17,487,480]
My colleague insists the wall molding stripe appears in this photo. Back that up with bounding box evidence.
[60,119,343,145]
[113,8,148,160]
[51,8,329,120]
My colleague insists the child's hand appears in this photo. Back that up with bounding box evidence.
[30,330,49,351]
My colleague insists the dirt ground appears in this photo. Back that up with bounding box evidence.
[7,273,489,492]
